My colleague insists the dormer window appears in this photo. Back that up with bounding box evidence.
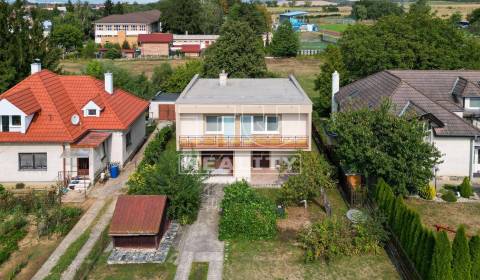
[82,100,102,117]
[11,115,21,126]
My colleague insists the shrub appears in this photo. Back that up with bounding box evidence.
[298,217,354,262]
[469,235,480,280]
[429,231,453,280]
[443,184,458,192]
[418,184,436,200]
[442,190,457,202]
[279,151,335,205]
[459,177,473,198]
[351,211,389,255]
[452,225,471,280]
[15,183,25,189]
[0,215,28,265]
[219,181,277,240]
[140,125,173,167]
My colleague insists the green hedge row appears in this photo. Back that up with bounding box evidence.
[140,125,173,167]
[375,179,480,280]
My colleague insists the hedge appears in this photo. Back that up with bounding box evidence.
[374,179,479,280]
[140,125,173,167]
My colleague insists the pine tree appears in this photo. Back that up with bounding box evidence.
[393,197,405,236]
[103,0,113,17]
[414,229,426,268]
[452,226,471,280]
[269,21,299,57]
[469,235,480,280]
[407,215,421,258]
[459,177,473,198]
[421,230,435,279]
[429,231,453,280]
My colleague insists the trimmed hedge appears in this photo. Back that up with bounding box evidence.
[374,179,480,280]
[140,125,173,167]
[219,181,277,240]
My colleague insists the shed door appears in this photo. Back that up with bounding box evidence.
[159,104,175,121]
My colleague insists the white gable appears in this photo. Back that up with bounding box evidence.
[82,100,101,117]
[0,99,26,116]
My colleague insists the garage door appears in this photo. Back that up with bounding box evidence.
[158,104,175,121]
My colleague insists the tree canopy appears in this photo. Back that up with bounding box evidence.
[327,102,441,195]
[269,21,299,57]
[50,24,83,52]
[159,0,203,34]
[0,0,61,93]
[203,20,267,78]
[228,2,270,35]
[351,0,403,20]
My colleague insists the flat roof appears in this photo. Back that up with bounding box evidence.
[280,11,308,17]
[176,75,312,105]
[151,93,179,102]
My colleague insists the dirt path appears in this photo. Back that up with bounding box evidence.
[174,184,225,280]
[31,121,171,280]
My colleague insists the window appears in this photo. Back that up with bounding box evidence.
[131,25,137,31]
[206,116,222,133]
[470,98,480,108]
[140,25,146,31]
[97,24,103,31]
[126,132,132,148]
[11,115,21,126]
[19,153,47,170]
[114,25,120,31]
[106,25,112,31]
[250,115,279,133]
[87,109,97,116]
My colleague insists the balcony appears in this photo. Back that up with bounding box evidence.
[179,135,309,149]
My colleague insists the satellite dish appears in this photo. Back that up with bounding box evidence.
[71,114,80,125]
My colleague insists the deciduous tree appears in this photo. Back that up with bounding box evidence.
[159,0,203,34]
[269,21,299,57]
[50,24,83,53]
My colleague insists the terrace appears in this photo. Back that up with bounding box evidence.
[178,135,309,149]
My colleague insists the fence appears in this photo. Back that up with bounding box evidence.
[297,49,323,56]
[311,122,421,280]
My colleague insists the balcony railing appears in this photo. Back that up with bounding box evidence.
[179,135,309,149]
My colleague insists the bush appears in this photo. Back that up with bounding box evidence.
[429,231,453,280]
[351,211,389,255]
[418,184,436,200]
[140,125,173,167]
[15,183,25,189]
[0,215,28,265]
[470,235,480,280]
[219,181,277,240]
[459,177,473,198]
[443,184,458,192]
[452,225,471,280]
[279,151,335,205]
[442,190,457,202]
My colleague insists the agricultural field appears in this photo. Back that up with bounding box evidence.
[405,197,480,239]
[223,188,400,280]
[425,1,480,19]
[267,5,352,16]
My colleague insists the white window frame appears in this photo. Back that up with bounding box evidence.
[205,115,223,134]
[243,115,279,134]
[468,98,480,109]
[10,115,22,127]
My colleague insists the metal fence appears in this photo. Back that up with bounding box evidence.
[297,49,323,56]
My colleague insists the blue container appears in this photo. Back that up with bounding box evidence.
[109,165,119,178]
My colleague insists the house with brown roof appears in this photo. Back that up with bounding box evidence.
[137,33,173,56]
[94,10,161,46]
[332,70,480,181]
[0,62,149,187]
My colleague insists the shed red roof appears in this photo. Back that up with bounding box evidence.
[71,132,111,148]
[109,195,168,236]
[0,70,149,143]
[138,33,173,44]
[181,44,201,53]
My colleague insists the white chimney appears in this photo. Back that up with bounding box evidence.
[104,72,113,94]
[219,70,228,87]
[31,62,41,75]
[331,71,339,114]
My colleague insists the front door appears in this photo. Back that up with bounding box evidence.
[1,116,9,132]
[77,158,89,176]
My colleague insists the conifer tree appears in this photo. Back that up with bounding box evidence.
[452,225,471,280]
[421,230,435,279]
[429,231,453,280]
[469,235,480,280]
[269,21,299,57]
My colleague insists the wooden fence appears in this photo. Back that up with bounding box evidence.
[312,123,421,280]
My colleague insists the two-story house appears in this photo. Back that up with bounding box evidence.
[332,70,480,183]
[0,63,149,187]
[94,10,161,45]
[175,73,312,184]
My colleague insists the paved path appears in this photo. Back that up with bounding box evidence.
[175,184,225,280]
[32,121,171,280]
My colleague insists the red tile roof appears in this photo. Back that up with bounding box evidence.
[109,195,168,236]
[71,132,111,148]
[4,88,41,115]
[0,70,149,143]
[138,33,173,44]
[181,44,201,53]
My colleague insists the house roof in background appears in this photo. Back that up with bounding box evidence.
[180,44,201,53]
[95,10,160,24]
[151,93,179,102]
[0,70,149,143]
[177,75,312,105]
[335,70,480,137]
[280,11,308,17]
[71,131,111,148]
[109,195,168,236]
[173,34,219,40]
[138,33,173,43]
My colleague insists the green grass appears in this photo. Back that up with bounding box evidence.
[300,40,331,51]
[188,262,209,280]
[73,226,111,280]
[86,251,177,280]
[44,228,91,280]
[296,74,317,99]
[318,23,350,33]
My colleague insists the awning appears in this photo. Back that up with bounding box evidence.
[71,132,111,148]
[61,149,90,158]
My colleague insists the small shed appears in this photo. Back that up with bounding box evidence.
[109,195,169,249]
[149,92,178,120]
[138,33,173,56]
[180,44,202,57]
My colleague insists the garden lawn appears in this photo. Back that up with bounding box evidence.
[319,23,349,33]
[405,197,480,238]
[86,252,177,280]
[188,262,208,280]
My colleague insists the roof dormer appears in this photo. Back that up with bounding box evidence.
[82,100,102,117]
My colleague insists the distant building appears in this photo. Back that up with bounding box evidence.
[149,93,178,120]
[42,20,52,37]
[172,34,219,50]
[137,33,173,57]
[94,10,162,45]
